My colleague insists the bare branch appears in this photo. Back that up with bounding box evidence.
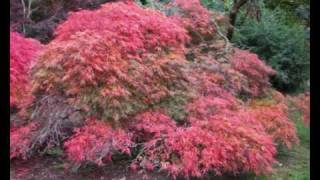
[211,16,232,53]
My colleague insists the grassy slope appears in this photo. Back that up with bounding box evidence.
[258,104,310,180]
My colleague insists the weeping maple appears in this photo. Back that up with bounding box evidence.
[54,1,189,55]
[31,2,190,123]
[19,0,300,179]
[129,110,277,179]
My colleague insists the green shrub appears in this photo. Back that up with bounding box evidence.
[232,8,309,93]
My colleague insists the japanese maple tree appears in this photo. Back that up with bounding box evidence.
[18,1,301,179]
[31,2,190,123]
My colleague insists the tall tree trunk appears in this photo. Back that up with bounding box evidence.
[227,0,249,40]
[140,0,147,5]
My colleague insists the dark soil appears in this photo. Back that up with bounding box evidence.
[10,156,169,180]
[10,156,254,180]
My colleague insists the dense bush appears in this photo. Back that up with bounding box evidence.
[230,49,276,97]
[10,32,43,109]
[32,2,190,123]
[143,0,217,43]
[130,108,278,178]
[53,2,189,51]
[232,8,309,93]
[264,0,309,25]
[128,91,297,178]
[247,99,299,149]
[186,89,298,150]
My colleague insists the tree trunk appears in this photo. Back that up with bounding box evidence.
[227,0,249,40]
[140,0,147,5]
[227,8,238,40]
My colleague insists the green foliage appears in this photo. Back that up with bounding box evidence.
[200,0,225,11]
[157,93,189,124]
[232,8,309,93]
[43,147,64,157]
[264,0,309,25]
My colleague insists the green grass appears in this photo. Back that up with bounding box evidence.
[257,106,310,180]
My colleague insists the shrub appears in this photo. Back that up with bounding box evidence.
[10,32,43,109]
[233,8,309,93]
[248,97,299,149]
[130,110,277,178]
[54,2,189,54]
[31,2,190,123]
[185,54,251,98]
[231,49,276,97]
[64,118,132,166]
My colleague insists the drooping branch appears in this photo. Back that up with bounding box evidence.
[211,16,232,53]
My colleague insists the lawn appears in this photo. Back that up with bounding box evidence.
[258,105,310,180]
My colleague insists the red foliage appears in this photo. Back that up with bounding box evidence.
[130,111,177,142]
[128,89,296,177]
[130,110,276,178]
[10,123,38,160]
[248,99,299,149]
[231,49,276,97]
[10,32,43,108]
[128,106,279,178]
[169,0,216,40]
[188,67,224,95]
[167,122,276,178]
[32,2,190,122]
[64,117,132,165]
[186,95,238,122]
[129,111,177,171]
[54,2,189,56]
